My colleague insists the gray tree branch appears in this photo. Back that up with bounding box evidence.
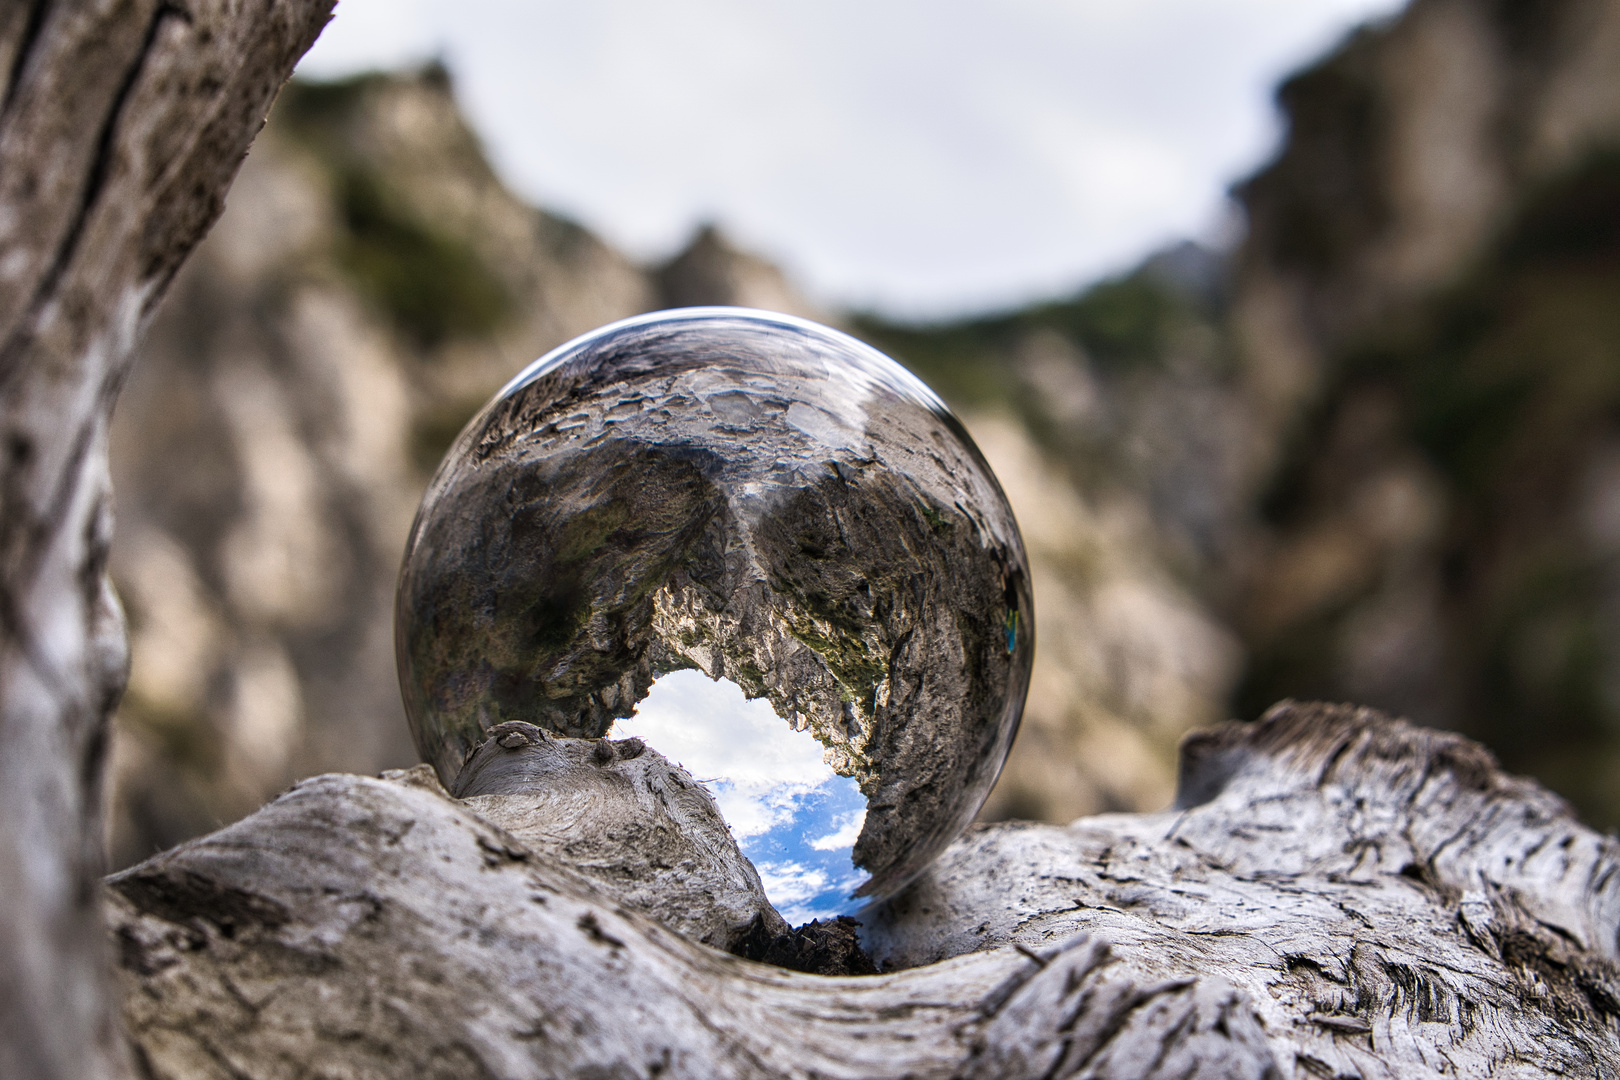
[0,3,331,1076]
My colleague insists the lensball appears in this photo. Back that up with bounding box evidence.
[396,308,1033,918]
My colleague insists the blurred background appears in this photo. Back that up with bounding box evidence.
[105,0,1620,867]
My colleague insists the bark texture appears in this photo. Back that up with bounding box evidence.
[0,2,331,1077]
[109,702,1620,1078]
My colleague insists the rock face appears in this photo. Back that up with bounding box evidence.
[858,246,1252,825]
[1228,0,1620,825]
[657,224,827,322]
[864,0,1620,831]
[107,69,655,866]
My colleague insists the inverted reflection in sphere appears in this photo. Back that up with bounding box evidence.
[396,308,1033,911]
[611,669,867,924]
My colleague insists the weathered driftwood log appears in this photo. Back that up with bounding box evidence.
[108,701,1620,1078]
[0,3,330,1077]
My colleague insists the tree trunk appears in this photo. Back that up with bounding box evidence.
[0,3,330,1076]
[109,702,1620,1078]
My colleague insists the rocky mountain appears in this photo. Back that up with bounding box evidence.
[105,0,1620,867]
[858,247,1248,824]
[105,63,1241,865]
[864,0,1620,827]
[107,67,654,865]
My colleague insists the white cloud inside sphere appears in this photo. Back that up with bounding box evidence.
[809,809,866,853]
[299,0,1406,317]
[608,670,869,921]
[609,668,835,840]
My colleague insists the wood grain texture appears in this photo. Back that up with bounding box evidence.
[109,702,1620,1077]
[0,2,331,1076]
[866,701,1620,1077]
[108,769,1280,1079]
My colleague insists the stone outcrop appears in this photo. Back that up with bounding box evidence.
[1228,0,1620,826]
[865,0,1620,831]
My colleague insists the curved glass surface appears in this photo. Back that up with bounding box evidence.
[396,307,1034,912]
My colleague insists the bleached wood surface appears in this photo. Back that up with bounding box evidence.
[0,3,331,1076]
[109,701,1620,1078]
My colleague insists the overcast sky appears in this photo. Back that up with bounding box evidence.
[298,0,1405,319]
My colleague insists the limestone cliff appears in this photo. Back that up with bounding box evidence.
[869,0,1620,830]
[107,68,655,864]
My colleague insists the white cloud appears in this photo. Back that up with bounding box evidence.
[298,0,1406,317]
[754,859,867,923]
[809,809,866,853]
[753,861,831,907]
[609,669,835,839]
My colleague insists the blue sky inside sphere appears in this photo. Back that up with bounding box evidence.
[297,0,1406,319]
[608,669,868,925]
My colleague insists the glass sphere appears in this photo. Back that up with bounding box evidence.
[396,308,1033,916]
